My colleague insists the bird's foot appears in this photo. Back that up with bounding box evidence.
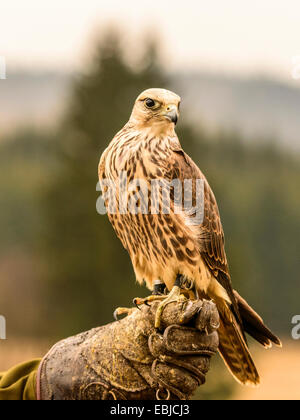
[113,307,136,320]
[133,288,187,328]
[133,280,166,308]
[180,277,197,300]
[133,275,194,328]
[133,294,167,308]
[154,285,187,329]
[154,274,196,328]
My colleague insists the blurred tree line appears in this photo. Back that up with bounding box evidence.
[0,28,299,399]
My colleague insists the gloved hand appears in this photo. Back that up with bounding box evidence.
[36,298,219,400]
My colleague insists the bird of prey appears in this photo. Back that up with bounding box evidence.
[98,88,281,386]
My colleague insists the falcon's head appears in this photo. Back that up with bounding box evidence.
[129,88,181,133]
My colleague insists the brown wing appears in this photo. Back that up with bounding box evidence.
[169,146,241,323]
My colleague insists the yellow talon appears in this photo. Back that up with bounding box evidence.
[133,295,167,309]
[155,286,186,329]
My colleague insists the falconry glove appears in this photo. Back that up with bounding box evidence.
[36,299,219,400]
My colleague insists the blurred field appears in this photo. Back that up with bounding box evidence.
[232,340,300,400]
[0,338,52,372]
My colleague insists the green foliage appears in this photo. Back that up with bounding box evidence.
[0,129,54,253]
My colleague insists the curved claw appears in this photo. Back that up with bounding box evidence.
[133,298,142,310]
[113,307,135,320]
[181,277,195,291]
[113,309,119,321]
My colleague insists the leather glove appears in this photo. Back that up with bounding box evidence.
[36,298,219,400]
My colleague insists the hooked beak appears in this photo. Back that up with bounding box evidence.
[164,107,179,125]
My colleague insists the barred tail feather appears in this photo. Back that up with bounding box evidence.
[233,290,282,349]
[218,305,260,386]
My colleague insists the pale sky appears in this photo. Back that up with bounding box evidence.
[1,0,300,80]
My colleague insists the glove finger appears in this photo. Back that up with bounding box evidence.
[151,360,201,400]
[195,300,220,334]
[179,299,203,325]
[149,326,219,357]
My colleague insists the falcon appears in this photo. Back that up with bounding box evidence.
[98,88,281,386]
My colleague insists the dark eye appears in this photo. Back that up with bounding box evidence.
[145,98,156,108]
